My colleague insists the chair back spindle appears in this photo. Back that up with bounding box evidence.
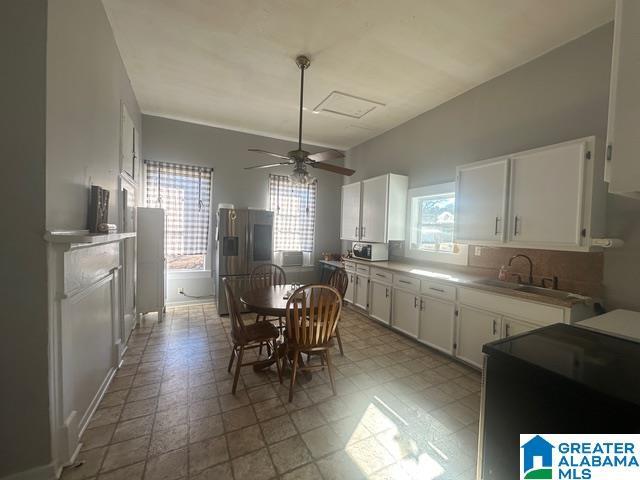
[250,264,287,290]
[286,285,341,349]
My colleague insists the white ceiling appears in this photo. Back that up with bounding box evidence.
[102,0,614,150]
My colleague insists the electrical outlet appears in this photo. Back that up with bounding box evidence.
[474,246,483,256]
[178,287,184,295]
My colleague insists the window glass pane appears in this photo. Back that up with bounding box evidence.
[166,254,205,270]
[145,161,212,271]
[269,175,316,253]
[413,192,455,253]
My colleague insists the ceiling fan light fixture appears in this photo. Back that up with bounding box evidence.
[289,166,314,185]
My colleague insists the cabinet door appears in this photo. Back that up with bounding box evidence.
[369,281,391,325]
[361,175,389,243]
[418,296,455,355]
[606,0,640,196]
[508,141,587,247]
[354,275,369,311]
[456,306,501,368]
[502,316,538,339]
[392,288,420,337]
[341,183,361,241]
[344,271,356,303]
[455,159,509,243]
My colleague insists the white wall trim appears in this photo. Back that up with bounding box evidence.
[165,298,215,308]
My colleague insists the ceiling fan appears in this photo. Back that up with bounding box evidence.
[245,55,355,184]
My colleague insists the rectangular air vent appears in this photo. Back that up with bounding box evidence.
[314,91,384,119]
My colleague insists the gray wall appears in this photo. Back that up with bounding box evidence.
[47,0,142,230]
[0,1,142,476]
[0,1,51,476]
[346,23,640,311]
[142,115,344,303]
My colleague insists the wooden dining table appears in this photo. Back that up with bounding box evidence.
[240,284,338,375]
[240,284,299,372]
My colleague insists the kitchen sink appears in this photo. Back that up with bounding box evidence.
[474,278,582,300]
[515,285,578,300]
[474,279,523,290]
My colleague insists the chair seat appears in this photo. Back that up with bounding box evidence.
[245,321,279,342]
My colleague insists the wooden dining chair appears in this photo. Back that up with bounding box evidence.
[286,284,342,402]
[327,269,348,356]
[250,264,287,354]
[223,277,282,394]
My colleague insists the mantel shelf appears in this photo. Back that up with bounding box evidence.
[45,230,136,246]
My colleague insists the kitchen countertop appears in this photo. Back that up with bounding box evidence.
[483,323,640,406]
[321,258,591,308]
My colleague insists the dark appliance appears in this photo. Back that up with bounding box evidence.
[478,323,640,480]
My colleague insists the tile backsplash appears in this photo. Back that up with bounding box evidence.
[467,245,603,297]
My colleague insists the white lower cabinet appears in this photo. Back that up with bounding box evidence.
[456,305,501,368]
[418,296,456,355]
[502,316,538,338]
[344,271,356,304]
[354,274,370,311]
[392,288,420,337]
[369,281,392,324]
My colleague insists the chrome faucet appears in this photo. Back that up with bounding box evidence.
[508,254,534,285]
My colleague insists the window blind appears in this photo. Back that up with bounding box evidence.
[145,160,213,256]
[269,174,317,252]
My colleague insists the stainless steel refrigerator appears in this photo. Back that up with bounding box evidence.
[216,208,274,315]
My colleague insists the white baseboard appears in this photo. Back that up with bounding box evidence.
[1,463,56,480]
[166,298,215,307]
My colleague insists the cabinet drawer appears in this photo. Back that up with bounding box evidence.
[394,274,420,293]
[458,287,564,325]
[355,264,370,275]
[344,261,356,272]
[370,268,392,283]
[420,281,456,301]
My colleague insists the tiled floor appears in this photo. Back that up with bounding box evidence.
[63,303,481,480]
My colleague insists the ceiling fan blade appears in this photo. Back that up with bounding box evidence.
[245,162,292,170]
[248,148,291,161]
[309,162,355,176]
[307,149,344,163]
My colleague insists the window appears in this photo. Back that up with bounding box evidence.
[269,174,316,254]
[145,160,213,271]
[406,182,468,265]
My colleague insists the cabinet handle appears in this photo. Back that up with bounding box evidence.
[375,273,385,278]
[429,287,445,293]
[420,299,425,310]
[505,323,511,338]
[362,226,366,237]
[607,144,613,161]
[385,288,389,298]
[355,226,358,238]
[492,319,497,335]
[513,216,520,236]
[399,279,411,285]
[414,297,418,308]
[494,216,500,235]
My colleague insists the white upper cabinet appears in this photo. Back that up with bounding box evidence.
[340,182,361,241]
[605,0,640,198]
[340,173,408,243]
[454,136,605,252]
[508,140,588,248]
[455,158,509,244]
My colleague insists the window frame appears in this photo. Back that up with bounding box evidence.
[405,182,468,266]
[142,161,214,275]
[268,175,318,268]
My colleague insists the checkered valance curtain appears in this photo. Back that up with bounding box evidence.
[269,174,317,252]
[145,160,213,255]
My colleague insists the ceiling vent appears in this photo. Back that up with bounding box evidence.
[314,91,384,119]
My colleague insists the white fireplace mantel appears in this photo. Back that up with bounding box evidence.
[45,229,136,476]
